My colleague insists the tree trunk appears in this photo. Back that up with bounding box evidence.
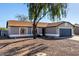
[33,23,37,39]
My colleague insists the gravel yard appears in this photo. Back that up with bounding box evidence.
[0,36,79,56]
[34,39,79,56]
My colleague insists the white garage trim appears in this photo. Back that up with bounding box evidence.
[45,34,59,36]
[72,29,74,35]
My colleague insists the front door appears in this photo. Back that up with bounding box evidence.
[42,28,45,36]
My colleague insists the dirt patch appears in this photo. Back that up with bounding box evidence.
[0,38,79,56]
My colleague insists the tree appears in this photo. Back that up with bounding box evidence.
[16,15,29,21]
[27,3,67,39]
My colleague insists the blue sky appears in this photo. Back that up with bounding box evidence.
[0,3,79,27]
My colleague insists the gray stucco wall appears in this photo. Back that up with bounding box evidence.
[45,27,57,34]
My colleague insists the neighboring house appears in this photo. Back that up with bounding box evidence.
[0,28,8,38]
[74,24,79,35]
[6,20,74,38]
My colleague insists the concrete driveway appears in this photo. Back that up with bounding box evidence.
[69,35,79,41]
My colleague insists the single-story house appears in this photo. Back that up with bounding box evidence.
[6,20,74,38]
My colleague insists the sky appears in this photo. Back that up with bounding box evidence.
[0,3,79,27]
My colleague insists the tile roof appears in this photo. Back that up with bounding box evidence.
[7,20,48,27]
[7,20,73,28]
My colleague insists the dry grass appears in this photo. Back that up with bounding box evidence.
[0,38,79,56]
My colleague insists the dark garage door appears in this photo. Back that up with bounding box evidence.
[60,29,72,37]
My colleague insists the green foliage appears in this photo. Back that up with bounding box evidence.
[27,3,67,23]
[0,28,8,31]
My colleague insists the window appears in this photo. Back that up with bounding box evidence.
[28,27,32,34]
[20,28,26,34]
[10,27,19,34]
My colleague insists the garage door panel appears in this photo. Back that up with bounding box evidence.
[60,29,72,37]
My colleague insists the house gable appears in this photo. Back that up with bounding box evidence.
[58,22,74,28]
